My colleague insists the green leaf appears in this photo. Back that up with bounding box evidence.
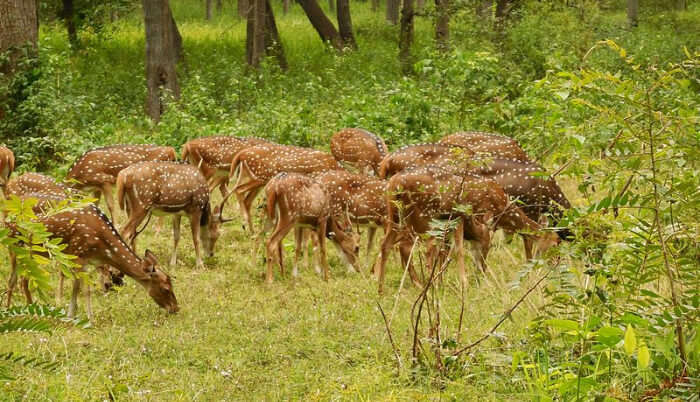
[637,343,650,369]
[624,325,637,356]
[597,326,623,348]
[545,319,579,332]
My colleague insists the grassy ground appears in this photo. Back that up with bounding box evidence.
[1,188,567,400]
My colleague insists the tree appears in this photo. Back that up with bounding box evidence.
[238,0,249,18]
[206,0,213,20]
[398,0,414,75]
[283,0,290,14]
[246,0,265,67]
[263,0,287,69]
[494,0,511,29]
[61,0,78,47]
[337,0,357,50]
[627,0,638,27]
[386,0,400,25]
[435,0,449,51]
[142,0,181,122]
[0,0,39,120]
[297,0,344,50]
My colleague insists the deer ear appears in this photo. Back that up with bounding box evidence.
[144,249,158,271]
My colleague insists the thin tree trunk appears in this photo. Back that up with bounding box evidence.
[217,0,223,12]
[283,0,290,14]
[143,0,181,122]
[371,0,379,12]
[0,0,39,120]
[239,0,249,18]
[246,0,265,68]
[62,0,79,47]
[494,0,509,29]
[337,0,357,50]
[435,0,449,51]
[297,0,344,50]
[386,0,400,24]
[627,0,638,27]
[171,13,183,62]
[398,0,414,75]
[264,0,287,69]
[206,0,213,19]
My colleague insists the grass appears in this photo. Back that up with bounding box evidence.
[1,188,565,400]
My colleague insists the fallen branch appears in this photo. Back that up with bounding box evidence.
[451,259,560,357]
[377,301,402,371]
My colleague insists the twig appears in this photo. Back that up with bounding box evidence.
[451,259,560,357]
[377,301,402,370]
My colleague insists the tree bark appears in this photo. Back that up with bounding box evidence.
[297,0,344,50]
[238,0,249,18]
[386,0,400,25]
[398,0,414,75]
[0,0,39,120]
[337,0,357,50]
[264,0,287,69]
[61,0,79,48]
[206,0,213,20]
[435,0,449,51]
[142,0,181,122]
[283,0,290,14]
[627,0,638,27]
[246,0,265,67]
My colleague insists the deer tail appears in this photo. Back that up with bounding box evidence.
[116,172,127,212]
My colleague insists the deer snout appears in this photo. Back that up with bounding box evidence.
[167,304,180,314]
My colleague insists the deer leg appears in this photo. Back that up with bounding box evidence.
[101,182,117,221]
[365,226,377,270]
[374,225,399,294]
[189,212,204,269]
[68,277,81,319]
[234,181,262,232]
[469,226,491,273]
[85,279,92,321]
[120,206,149,251]
[399,238,422,288]
[21,278,32,305]
[170,215,181,266]
[265,219,294,283]
[6,251,17,307]
[522,234,534,260]
[454,219,467,287]
[293,226,303,277]
[56,270,64,304]
[242,187,262,232]
[317,219,330,282]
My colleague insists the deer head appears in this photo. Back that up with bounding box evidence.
[141,250,178,313]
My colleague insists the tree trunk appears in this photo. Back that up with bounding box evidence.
[494,0,510,29]
[238,0,249,18]
[328,0,335,12]
[246,0,265,68]
[371,0,378,12]
[62,0,79,48]
[264,0,287,69]
[627,0,638,27]
[283,0,290,14]
[386,0,400,24]
[217,0,223,12]
[297,0,343,50]
[206,0,213,19]
[435,0,449,51]
[337,0,357,50]
[142,0,181,122]
[398,0,414,75]
[0,0,39,120]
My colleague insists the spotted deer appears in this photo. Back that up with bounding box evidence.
[181,136,271,199]
[117,161,227,269]
[6,172,68,198]
[0,146,15,198]
[313,170,388,268]
[377,143,473,179]
[226,144,341,232]
[66,145,177,220]
[439,131,531,162]
[5,193,177,318]
[374,166,560,294]
[263,172,360,283]
[330,128,387,175]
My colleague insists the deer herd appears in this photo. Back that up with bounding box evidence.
[0,128,572,319]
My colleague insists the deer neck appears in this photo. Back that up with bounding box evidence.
[100,229,151,284]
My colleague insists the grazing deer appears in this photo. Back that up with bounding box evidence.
[0,146,15,198]
[439,131,531,162]
[330,128,387,175]
[5,193,177,318]
[263,172,359,283]
[227,144,341,232]
[374,166,560,294]
[313,170,387,267]
[117,161,227,269]
[66,145,176,220]
[181,136,271,199]
[378,144,473,179]
[6,172,68,198]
